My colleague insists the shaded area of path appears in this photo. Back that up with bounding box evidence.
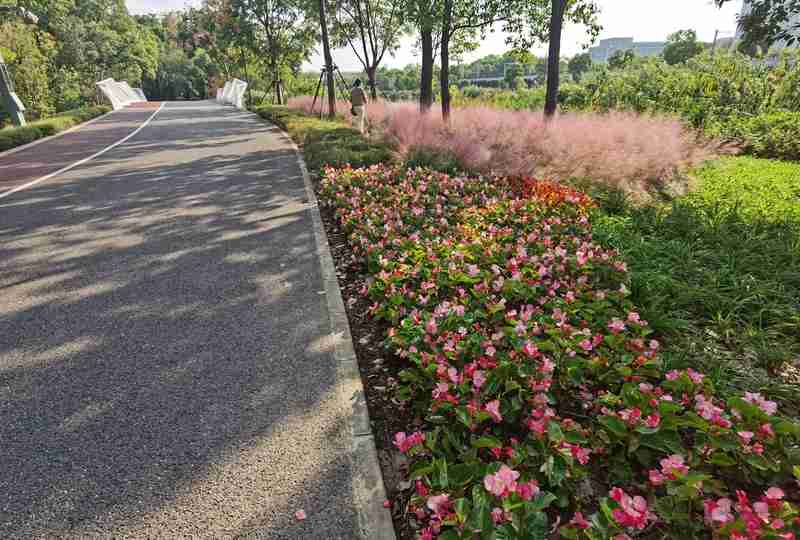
[0,101,359,538]
[0,104,160,193]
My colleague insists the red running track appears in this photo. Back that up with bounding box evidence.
[0,102,161,194]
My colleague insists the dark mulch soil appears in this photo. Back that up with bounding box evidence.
[313,177,418,540]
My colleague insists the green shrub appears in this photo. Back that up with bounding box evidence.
[718,112,800,161]
[252,105,393,172]
[0,105,110,152]
[403,146,463,175]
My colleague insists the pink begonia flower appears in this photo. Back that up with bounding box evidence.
[645,414,661,428]
[610,487,654,530]
[666,370,680,381]
[704,498,734,525]
[744,392,778,415]
[473,370,486,390]
[432,382,449,400]
[569,512,590,529]
[393,431,424,453]
[765,487,785,501]
[425,318,438,335]
[579,339,593,352]
[295,509,307,521]
[523,341,538,357]
[426,494,450,516]
[649,469,666,486]
[754,501,771,522]
[515,480,540,501]
[660,454,689,479]
[447,367,461,384]
[466,264,480,277]
[420,528,434,540]
[491,507,505,524]
[485,345,496,357]
[608,319,626,334]
[416,479,429,497]
[483,466,520,498]
[485,400,502,423]
[738,431,755,442]
[686,368,705,384]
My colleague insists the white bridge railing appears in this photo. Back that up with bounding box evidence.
[96,78,147,110]
[216,79,248,109]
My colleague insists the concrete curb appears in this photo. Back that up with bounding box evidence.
[250,110,396,540]
[0,109,115,160]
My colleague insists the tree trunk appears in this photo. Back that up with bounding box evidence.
[544,0,565,118]
[420,27,434,112]
[319,0,336,119]
[440,0,453,121]
[366,66,378,100]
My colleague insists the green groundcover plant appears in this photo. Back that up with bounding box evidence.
[320,164,800,539]
[0,105,110,152]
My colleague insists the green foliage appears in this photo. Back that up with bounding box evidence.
[592,156,800,413]
[715,112,800,161]
[607,49,635,70]
[567,52,591,82]
[251,105,393,171]
[662,29,705,65]
[0,105,109,152]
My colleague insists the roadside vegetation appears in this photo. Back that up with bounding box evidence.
[0,105,110,152]
[263,94,800,537]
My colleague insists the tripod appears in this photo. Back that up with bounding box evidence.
[310,65,351,118]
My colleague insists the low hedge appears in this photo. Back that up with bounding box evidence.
[251,105,393,172]
[0,105,111,153]
[715,111,800,161]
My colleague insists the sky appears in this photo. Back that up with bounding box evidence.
[126,0,744,70]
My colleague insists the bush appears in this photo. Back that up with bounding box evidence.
[717,112,800,161]
[251,104,393,171]
[0,105,110,152]
[320,164,800,540]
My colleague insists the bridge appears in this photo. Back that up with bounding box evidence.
[0,97,389,538]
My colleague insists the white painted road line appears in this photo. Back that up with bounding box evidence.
[0,103,166,201]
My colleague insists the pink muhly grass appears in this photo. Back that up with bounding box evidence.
[287,95,351,117]
[346,101,713,194]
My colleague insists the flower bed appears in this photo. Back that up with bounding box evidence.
[319,164,800,539]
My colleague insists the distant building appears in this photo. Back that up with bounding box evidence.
[589,37,667,63]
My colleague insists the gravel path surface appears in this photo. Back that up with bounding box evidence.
[0,101,359,539]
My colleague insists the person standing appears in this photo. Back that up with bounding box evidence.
[350,79,368,134]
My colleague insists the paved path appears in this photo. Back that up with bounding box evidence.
[0,102,361,538]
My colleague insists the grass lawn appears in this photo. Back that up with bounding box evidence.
[251,105,392,172]
[593,156,800,414]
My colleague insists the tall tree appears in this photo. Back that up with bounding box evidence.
[663,29,704,64]
[405,0,440,111]
[318,0,336,118]
[715,0,800,50]
[438,0,510,120]
[505,0,599,117]
[332,0,406,99]
[232,0,317,104]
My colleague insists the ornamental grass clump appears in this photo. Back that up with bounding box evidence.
[319,164,800,540]
[287,99,716,196]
